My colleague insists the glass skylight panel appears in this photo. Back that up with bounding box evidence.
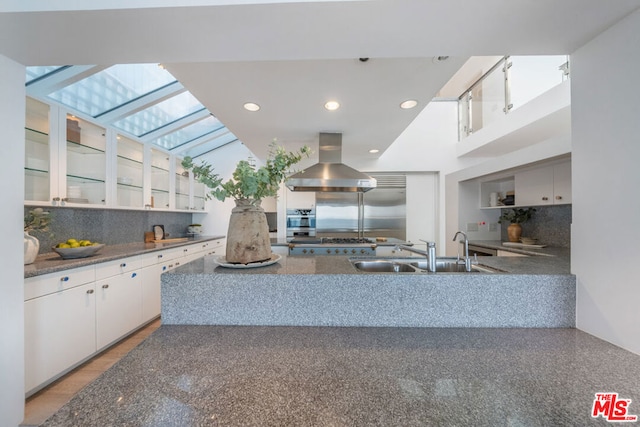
[47,64,176,118]
[112,91,204,137]
[152,115,225,150]
[183,132,238,159]
[25,66,65,84]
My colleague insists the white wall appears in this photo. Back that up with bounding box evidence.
[191,141,257,237]
[0,54,26,427]
[571,9,640,355]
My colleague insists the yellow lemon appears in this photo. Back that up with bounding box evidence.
[58,243,71,248]
[69,242,80,248]
[66,238,78,245]
[80,240,91,246]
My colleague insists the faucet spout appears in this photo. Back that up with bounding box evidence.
[453,231,472,272]
[394,240,437,272]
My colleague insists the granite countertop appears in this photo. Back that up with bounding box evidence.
[170,247,571,276]
[25,235,225,278]
[468,240,571,274]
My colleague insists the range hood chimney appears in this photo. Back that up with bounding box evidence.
[285,133,377,192]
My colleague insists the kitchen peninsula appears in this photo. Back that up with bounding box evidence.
[162,250,574,328]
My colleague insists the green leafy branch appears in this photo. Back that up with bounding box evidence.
[498,207,536,224]
[182,140,311,204]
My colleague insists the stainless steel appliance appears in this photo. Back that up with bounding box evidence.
[286,208,316,237]
[288,237,376,255]
[286,133,377,193]
[315,174,406,240]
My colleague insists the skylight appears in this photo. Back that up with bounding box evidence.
[25,63,238,157]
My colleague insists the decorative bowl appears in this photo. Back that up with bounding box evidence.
[52,243,105,259]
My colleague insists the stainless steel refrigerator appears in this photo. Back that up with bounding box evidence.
[315,174,406,239]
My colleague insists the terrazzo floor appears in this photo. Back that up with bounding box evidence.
[39,326,640,426]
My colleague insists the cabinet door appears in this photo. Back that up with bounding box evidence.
[515,166,554,206]
[141,265,162,323]
[151,149,170,209]
[64,115,107,205]
[175,157,190,210]
[24,282,96,393]
[95,271,142,350]
[25,98,52,203]
[116,135,144,208]
[553,162,572,204]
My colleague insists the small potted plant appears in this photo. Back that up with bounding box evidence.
[498,207,536,242]
[24,208,51,264]
[183,140,310,265]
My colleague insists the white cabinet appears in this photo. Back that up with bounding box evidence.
[24,239,220,394]
[286,189,315,209]
[95,270,143,350]
[515,161,571,206]
[24,281,96,393]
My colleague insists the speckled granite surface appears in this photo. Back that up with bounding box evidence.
[24,235,225,278]
[468,240,571,274]
[40,325,640,426]
[162,256,575,327]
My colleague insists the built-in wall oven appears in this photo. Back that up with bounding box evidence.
[286,208,316,237]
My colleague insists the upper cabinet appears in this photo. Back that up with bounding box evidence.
[515,161,571,206]
[24,98,51,203]
[25,97,202,212]
[116,136,144,208]
[479,159,571,209]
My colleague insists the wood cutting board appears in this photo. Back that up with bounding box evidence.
[152,237,189,243]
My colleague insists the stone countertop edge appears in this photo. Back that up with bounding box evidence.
[169,250,571,276]
[24,235,226,279]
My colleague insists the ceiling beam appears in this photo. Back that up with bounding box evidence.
[26,65,109,97]
[139,108,210,142]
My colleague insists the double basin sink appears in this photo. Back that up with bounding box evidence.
[350,257,496,273]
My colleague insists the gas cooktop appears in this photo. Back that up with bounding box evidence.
[289,237,374,245]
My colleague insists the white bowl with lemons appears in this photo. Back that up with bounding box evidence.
[52,239,105,259]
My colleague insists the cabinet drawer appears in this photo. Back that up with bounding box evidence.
[95,256,143,280]
[25,265,95,301]
[141,252,163,267]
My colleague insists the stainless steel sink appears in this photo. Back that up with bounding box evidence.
[350,257,492,273]
[351,260,417,273]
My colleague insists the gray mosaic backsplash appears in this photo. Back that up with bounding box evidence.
[25,206,194,254]
[500,204,571,248]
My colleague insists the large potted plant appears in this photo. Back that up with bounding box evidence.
[183,141,310,265]
[24,208,51,264]
[499,207,536,242]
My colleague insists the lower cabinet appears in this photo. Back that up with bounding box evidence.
[95,271,143,351]
[24,282,96,393]
[24,239,217,395]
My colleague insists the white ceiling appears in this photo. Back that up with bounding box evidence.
[2,0,639,160]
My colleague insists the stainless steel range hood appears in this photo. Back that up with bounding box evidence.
[285,133,377,192]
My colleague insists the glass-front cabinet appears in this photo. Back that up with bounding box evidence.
[25,98,50,202]
[64,116,106,205]
[174,158,190,210]
[150,148,170,209]
[116,136,144,208]
[24,97,200,212]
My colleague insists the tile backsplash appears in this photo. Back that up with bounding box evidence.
[500,204,571,248]
[25,207,194,254]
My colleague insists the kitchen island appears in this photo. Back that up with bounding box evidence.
[162,251,575,328]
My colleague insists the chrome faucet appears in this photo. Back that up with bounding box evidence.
[453,231,472,272]
[394,239,437,272]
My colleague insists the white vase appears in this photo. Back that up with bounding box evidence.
[24,231,39,265]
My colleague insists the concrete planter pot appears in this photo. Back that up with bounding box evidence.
[225,199,272,264]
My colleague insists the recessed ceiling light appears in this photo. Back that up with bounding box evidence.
[400,99,418,109]
[369,149,380,154]
[324,101,340,111]
[243,102,260,112]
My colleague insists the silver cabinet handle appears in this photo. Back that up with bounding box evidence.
[52,197,61,201]
[102,284,109,289]
[542,197,549,201]
[87,289,94,294]
[555,195,562,200]
[120,263,126,268]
